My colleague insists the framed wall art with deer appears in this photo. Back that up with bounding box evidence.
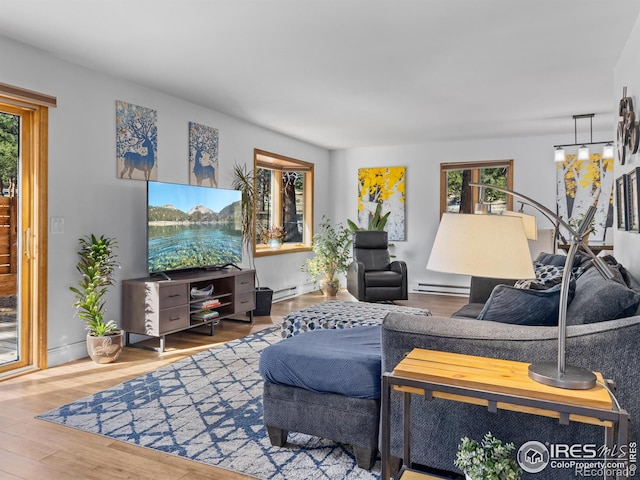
[116,100,158,181]
[189,121,218,187]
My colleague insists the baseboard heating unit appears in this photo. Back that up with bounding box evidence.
[413,282,469,297]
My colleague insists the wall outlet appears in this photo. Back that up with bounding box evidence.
[50,217,64,234]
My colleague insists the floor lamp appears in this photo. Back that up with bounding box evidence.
[428,183,614,389]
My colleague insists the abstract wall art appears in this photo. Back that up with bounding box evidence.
[357,166,406,241]
[556,152,614,242]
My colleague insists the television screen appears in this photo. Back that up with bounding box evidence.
[147,181,243,274]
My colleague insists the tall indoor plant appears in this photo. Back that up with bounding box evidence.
[302,217,351,296]
[70,234,123,363]
[232,162,273,315]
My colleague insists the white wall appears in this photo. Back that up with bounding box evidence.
[330,130,612,292]
[614,14,640,274]
[0,36,330,365]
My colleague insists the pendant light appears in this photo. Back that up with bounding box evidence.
[553,114,612,162]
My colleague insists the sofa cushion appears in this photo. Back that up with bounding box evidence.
[514,262,564,290]
[535,251,586,268]
[451,303,485,319]
[566,266,640,325]
[259,325,381,399]
[477,282,575,326]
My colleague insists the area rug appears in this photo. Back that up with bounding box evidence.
[36,327,381,479]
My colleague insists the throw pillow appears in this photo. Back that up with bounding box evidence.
[477,281,576,326]
[535,251,587,268]
[566,266,640,325]
[514,262,564,290]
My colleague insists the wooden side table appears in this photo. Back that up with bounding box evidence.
[381,348,630,480]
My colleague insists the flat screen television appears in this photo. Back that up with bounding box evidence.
[147,180,243,275]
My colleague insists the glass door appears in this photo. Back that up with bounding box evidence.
[0,108,19,367]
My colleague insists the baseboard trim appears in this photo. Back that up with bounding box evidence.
[47,340,88,367]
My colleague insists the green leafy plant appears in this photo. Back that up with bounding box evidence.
[232,162,256,266]
[454,432,522,480]
[347,203,390,232]
[302,217,352,293]
[567,212,595,231]
[70,234,120,337]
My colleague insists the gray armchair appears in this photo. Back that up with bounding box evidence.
[346,230,408,302]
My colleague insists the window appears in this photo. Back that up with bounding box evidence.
[254,149,313,256]
[440,160,513,216]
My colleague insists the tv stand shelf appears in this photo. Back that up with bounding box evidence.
[122,269,256,352]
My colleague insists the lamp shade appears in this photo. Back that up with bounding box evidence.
[502,210,538,240]
[577,145,590,161]
[427,213,535,279]
[554,147,566,162]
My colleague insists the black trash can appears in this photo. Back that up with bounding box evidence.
[253,287,274,316]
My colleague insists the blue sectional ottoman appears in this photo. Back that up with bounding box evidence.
[259,325,382,469]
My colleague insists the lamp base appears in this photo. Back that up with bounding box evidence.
[528,362,597,390]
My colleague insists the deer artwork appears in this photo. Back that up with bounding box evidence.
[192,150,217,187]
[119,121,157,180]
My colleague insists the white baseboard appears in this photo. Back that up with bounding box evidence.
[47,340,89,367]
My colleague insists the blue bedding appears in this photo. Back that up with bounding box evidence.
[259,325,382,399]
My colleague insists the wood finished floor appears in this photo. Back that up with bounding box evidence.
[0,290,467,480]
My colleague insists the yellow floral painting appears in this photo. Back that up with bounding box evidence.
[357,166,406,240]
[556,153,614,242]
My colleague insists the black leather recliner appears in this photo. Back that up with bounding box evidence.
[346,230,408,302]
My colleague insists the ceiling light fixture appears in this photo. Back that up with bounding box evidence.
[602,142,614,160]
[553,113,613,163]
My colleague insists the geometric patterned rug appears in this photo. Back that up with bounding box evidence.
[36,327,381,479]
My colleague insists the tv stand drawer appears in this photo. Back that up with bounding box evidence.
[235,272,255,293]
[235,291,256,312]
[159,305,190,333]
[159,283,188,309]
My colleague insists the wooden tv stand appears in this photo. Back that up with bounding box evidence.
[121,268,256,351]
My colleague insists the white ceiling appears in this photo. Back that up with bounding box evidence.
[1,0,639,150]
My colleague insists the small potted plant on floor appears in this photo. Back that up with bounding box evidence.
[70,234,123,364]
[302,217,351,297]
[454,432,522,480]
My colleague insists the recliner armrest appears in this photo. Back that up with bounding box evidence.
[389,260,407,275]
[347,260,367,301]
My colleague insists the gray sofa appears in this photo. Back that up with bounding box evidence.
[381,253,640,478]
[382,308,640,478]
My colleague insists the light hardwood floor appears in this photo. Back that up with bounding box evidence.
[0,291,466,480]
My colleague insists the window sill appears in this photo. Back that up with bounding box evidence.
[255,243,312,257]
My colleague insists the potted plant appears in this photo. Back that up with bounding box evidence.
[567,212,596,244]
[302,217,351,297]
[454,432,522,480]
[232,162,273,316]
[264,225,285,249]
[347,202,390,232]
[70,234,123,364]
